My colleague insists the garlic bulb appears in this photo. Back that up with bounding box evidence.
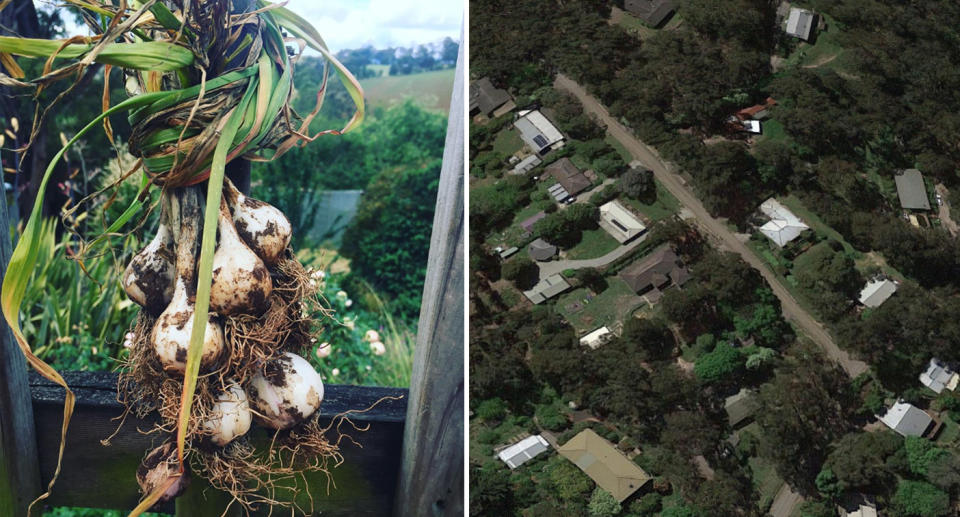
[152,189,226,375]
[123,197,175,314]
[136,442,189,502]
[203,380,252,446]
[209,198,272,316]
[224,179,292,264]
[246,352,324,429]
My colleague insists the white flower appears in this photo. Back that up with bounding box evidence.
[312,270,326,280]
[316,344,331,359]
[364,330,380,343]
[370,341,386,356]
[335,290,348,300]
[125,332,135,341]
[123,339,134,349]
[345,299,353,307]
[344,318,355,331]
[365,365,372,371]
[331,368,340,377]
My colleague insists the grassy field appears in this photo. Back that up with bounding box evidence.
[749,454,785,512]
[779,14,849,74]
[360,68,455,113]
[555,277,644,334]
[605,135,633,162]
[565,227,620,260]
[620,181,681,222]
[758,119,788,145]
[366,64,391,77]
[493,128,524,156]
[779,195,860,256]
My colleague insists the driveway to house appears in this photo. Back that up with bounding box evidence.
[538,233,648,279]
[769,484,804,517]
[936,184,958,237]
[555,74,868,378]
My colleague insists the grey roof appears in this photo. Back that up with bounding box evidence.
[528,238,558,261]
[619,245,689,295]
[523,274,571,304]
[725,389,758,428]
[520,211,547,233]
[624,0,675,26]
[545,158,591,196]
[469,78,512,117]
[785,8,816,40]
[920,358,958,394]
[894,169,931,210]
[858,278,897,308]
[879,401,932,437]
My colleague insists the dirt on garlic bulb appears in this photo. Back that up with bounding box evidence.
[246,352,324,430]
[209,198,273,316]
[224,179,292,264]
[136,442,189,502]
[203,380,253,446]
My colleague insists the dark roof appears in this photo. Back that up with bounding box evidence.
[545,158,591,196]
[623,0,675,26]
[619,245,689,294]
[894,169,931,210]
[528,238,558,261]
[520,211,547,233]
[469,78,512,116]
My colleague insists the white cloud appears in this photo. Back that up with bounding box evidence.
[61,1,462,52]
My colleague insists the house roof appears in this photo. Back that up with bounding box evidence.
[879,401,932,437]
[498,435,550,469]
[557,429,651,503]
[520,211,547,233]
[845,505,878,517]
[469,78,512,117]
[546,158,591,196]
[623,0,675,27]
[618,245,689,294]
[858,279,897,308]
[724,389,758,428]
[523,274,571,304]
[736,97,777,120]
[785,8,815,40]
[758,198,809,247]
[599,200,646,243]
[515,109,564,154]
[528,238,558,262]
[894,169,931,210]
[511,154,542,175]
[580,327,613,349]
[920,358,959,394]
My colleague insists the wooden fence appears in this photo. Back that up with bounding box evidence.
[0,28,464,517]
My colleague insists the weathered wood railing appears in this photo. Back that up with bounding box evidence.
[0,26,465,516]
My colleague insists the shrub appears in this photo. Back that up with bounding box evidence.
[693,342,744,383]
[475,398,508,422]
[892,480,950,517]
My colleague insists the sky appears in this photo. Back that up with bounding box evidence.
[57,1,463,53]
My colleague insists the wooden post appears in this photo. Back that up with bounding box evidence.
[395,30,465,517]
[0,178,42,516]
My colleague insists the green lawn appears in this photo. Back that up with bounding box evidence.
[555,277,644,334]
[359,69,455,113]
[493,128,524,156]
[605,134,633,162]
[620,180,681,222]
[779,195,860,257]
[937,414,960,447]
[565,227,620,260]
[779,13,848,74]
[749,455,785,512]
[758,119,788,145]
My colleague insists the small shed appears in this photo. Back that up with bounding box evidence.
[523,274,572,304]
[894,169,931,210]
[920,358,960,394]
[785,7,816,41]
[528,238,558,262]
[858,278,897,308]
[510,154,541,175]
[519,211,547,234]
[623,0,675,27]
[878,401,933,437]
[724,389,758,428]
[580,327,614,350]
[497,435,550,469]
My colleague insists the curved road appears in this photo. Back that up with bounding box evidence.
[538,233,648,278]
[554,74,868,378]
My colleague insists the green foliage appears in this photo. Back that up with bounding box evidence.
[814,468,843,499]
[904,436,950,477]
[661,505,698,517]
[501,256,540,290]
[535,401,569,432]
[892,480,950,517]
[792,242,861,322]
[588,487,621,517]
[797,500,835,517]
[547,456,595,501]
[618,167,654,200]
[339,159,441,320]
[475,398,508,422]
[470,464,515,514]
[693,342,744,383]
[629,493,662,516]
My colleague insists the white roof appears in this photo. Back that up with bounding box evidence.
[515,110,565,153]
[599,200,646,243]
[879,401,932,437]
[758,198,809,247]
[743,120,761,133]
[511,154,542,175]
[498,435,550,469]
[785,7,815,40]
[846,504,878,517]
[920,358,959,394]
[858,279,897,308]
[580,327,613,349]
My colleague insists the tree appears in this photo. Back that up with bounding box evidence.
[548,457,594,501]
[904,436,950,477]
[618,167,654,200]
[339,158,441,320]
[588,487,621,517]
[693,342,744,383]
[792,242,861,322]
[823,431,902,493]
[892,480,950,517]
[815,468,843,499]
[469,464,514,514]
[501,257,540,290]
[661,506,698,517]
[797,500,836,517]
[925,453,960,491]
[475,398,507,422]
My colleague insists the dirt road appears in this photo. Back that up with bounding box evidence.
[554,74,868,378]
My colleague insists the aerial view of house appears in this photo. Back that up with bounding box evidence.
[471,1,960,515]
